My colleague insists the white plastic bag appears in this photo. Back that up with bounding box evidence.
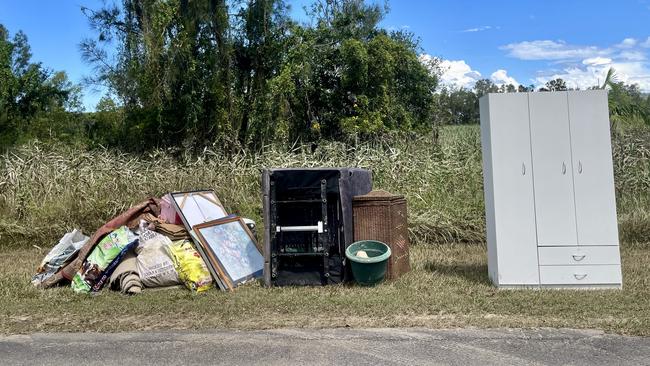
[32,229,89,286]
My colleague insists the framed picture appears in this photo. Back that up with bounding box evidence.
[171,190,228,229]
[193,216,264,291]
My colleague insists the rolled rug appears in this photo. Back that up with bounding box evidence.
[109,251,142,294]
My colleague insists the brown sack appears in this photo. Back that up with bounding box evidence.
[39,198,161,288]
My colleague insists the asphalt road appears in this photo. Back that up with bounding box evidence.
[1,327,649,365]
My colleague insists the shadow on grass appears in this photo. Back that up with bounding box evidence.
[423,262,491,286]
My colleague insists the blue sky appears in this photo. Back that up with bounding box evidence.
[2,0,650,110]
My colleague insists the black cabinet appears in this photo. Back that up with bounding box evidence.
[262,168,372,286]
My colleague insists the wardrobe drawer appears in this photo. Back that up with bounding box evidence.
[538,246,620,266]
[539,265,622,285]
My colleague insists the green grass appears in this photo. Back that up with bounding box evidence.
[1,244,648,335]
[0,125,649,335]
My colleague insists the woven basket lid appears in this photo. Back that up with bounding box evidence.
[353,189,404,202]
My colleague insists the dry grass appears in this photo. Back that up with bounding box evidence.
[1,244,648,335]
[0,125,649,335]
[0,126,487,248]
[1,125,647,248]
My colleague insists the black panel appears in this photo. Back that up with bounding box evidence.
[262,168,372,287]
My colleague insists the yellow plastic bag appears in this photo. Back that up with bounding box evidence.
[167,240,213,293]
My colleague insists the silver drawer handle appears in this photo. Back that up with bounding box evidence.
[562,162,567,175]
[522,162,526,175]
[574,273,588,280]
[572,254,586,262]
[578,161,583,174]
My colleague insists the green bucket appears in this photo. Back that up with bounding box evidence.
[345,240,392,286]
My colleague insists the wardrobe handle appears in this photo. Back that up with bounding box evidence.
[574,273,588,280]
[522,162,526,175]
[578,161,583,174]
[572,254,586,262]
[562,162,567,175]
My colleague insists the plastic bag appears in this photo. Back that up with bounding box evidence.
[71,226,138,293]
[167,240,212,293]
[136,228,181,288]
[159,193,182,225]
[32,229,89,287]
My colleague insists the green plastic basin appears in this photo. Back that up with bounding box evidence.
[345,240,392,286]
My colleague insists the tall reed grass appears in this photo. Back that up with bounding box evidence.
[0,125,648,249]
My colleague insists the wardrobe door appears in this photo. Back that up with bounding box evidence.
[529,92,578,246]
[481,93,539,285]
[568,90,619,245]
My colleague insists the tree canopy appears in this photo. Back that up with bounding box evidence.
[79,0,440,150]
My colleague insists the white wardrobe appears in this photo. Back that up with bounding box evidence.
[480,90,622,288]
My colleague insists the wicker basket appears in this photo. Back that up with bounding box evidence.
[352,190,410,280]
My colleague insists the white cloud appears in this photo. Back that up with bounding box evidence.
[490,69,519,86]
[534,67,606,90]
[534,61,650,91]
[583,57,612,66]
[462,25,492,33]
[619,50,646,61]
[642,37,650,48]
[617,38,637,48]
[437,59,482,89]
[419,56,521,90]
[609,62,650,90]
[501,37,650,91]
[501,40,606,61]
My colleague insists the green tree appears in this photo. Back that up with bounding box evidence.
[232,0,292,146]
[79,0,439,149]
[517,84,535,92]
[473,79,498,97]
[84,95,123,146]
[498,83,517,93]
[80,0,235,150]
[268,1,438,140]
[542,78,567,91]
[434,87,478,125]
[0,25,83,147]
[601,68,650,127]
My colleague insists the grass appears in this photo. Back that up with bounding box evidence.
[1,244,649,335]
[0,125,649,335]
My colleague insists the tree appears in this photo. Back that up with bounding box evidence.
[517,84,535,92]
[232,0,292,146]
[600,67,650,127]
[473,79,498,97]
[0,24,83,147]
[84,95,123,146]
[80,0,236,150]
[260,0,438,141]
[543,78,567,91]
[434,87,478,125]
[77,0,440,149]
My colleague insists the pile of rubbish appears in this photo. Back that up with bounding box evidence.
[33,169,413,292]
[32,190,263,294]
